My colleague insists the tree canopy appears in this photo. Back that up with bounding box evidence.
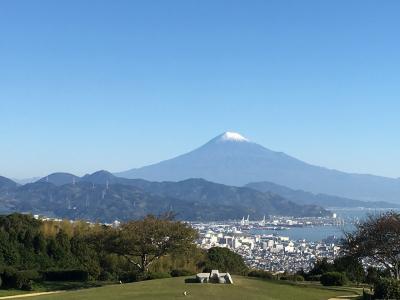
[107,215,198,272]
[343,211,400,279]
[204,247,248,275]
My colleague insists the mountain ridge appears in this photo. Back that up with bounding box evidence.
[0,171,329,221]
[246,181,399,209]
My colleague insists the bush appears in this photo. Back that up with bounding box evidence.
[18,270,41,281]
[0,267,32,290]
[247,270,274,280]
[294,275,305,281]
[374,278,400,300]
[320,272,347,286]
[42,269,89,282]
[170,269,194,277]
[280,274,304,282]
[146,272,171,280]
[20,280,33,291]
[307,274,322,281]
[118,271,145,283]
[98,271,116,281]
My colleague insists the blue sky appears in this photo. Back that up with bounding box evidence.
[1,0,400,179]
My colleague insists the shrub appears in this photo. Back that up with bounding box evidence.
[170,269,194,277]
[374,278,400,300]
[0,267,32,290]
[320,272,347,286]
[42,269,89,282]
[280,274,304,282]
[307,274,322,281]
[20,280,33,291]
[118,271,145,283]
[294,274,305,281]
[146,272,171,280]
[18,270,41,281]
[247,270,274,280]
[98,271,115,281]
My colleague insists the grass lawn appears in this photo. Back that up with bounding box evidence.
[28,276,361,300]
[0,290,31,297]
[33,281,111,292]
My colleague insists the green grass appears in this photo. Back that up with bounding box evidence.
[0,289,31,297]
[28,276,361,300]
[33,281,112,292]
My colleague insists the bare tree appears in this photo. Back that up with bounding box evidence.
[343,211,400,279]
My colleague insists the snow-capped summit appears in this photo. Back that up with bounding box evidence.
[218,131,249,142]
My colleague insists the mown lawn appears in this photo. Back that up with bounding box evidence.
[0,289,31,297]
[29,276,360,300]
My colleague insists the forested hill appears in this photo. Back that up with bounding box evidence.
[0,172,329,222]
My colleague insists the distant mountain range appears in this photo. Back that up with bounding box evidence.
[3,131,399,220]
[246,181,399,209]
[117,132,400,203]
[0,176,17,190]
[35,170,395,209]
[0,171,329,221]
[12,177,41,185]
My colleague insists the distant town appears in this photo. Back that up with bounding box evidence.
[191,214,347,274]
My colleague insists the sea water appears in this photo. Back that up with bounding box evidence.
[251,207,399,242]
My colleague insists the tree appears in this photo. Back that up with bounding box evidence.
[308,258,334,276]
[204,247,248,275]
[343,211,400,279]
[333,255,365,283]
[109,215,198,273]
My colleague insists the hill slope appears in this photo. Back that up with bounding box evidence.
[117,132,400,203]
[0,176,17,190]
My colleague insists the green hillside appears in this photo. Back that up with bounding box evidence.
[30,276,359,300]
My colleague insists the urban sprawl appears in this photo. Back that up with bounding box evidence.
[191,214,346,274]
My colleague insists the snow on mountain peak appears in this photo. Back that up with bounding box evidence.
[219,131,249,142]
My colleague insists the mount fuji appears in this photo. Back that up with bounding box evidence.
[117,132,400,203]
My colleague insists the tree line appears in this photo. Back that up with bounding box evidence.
[0,213,247,291]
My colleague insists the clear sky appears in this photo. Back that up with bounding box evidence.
[1,0,400,179]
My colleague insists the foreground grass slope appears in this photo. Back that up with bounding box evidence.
[31,276,359,300]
